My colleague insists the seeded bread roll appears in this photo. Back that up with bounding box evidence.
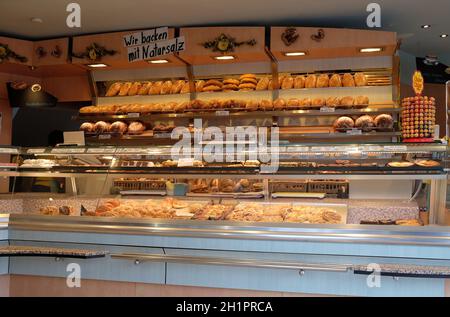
[118,82,132,96]
[316,74,329,88]
[333,116,355,131]
[342,73,355,87]
[281,76,294,89]
[105,82,122,97]
[329,74,342,87]
[305,74,317,88]
[294,76,305,89]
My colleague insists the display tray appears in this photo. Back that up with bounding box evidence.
[291,202,348,225]
[119,190,166,196]
[187,192,264,199]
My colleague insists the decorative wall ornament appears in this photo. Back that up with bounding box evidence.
[51,45,62,58]
[0,43,28,64]
[311,29,325,42]
[72,43,117,61]
[281,27,299,46]
[201,34,256,54]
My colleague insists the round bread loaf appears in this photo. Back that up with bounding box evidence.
[109,121,128,133]
[355,115,375,132]
[128,121,146,134]
[80,122,95,133]
[374,114,393,130]
[333,116,355,131]
[93,121,111,133]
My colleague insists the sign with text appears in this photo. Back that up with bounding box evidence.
[126,36,185,62]
[123,27,169,47]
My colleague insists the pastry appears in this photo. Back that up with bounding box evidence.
[80,122,95,133]
[329,74,342,87]
[374,114,393,130]
[138,82,152,95]
[127,121,146,134]
[395,219,422,226]
[222,84,239,91]
[109,121,128,133]
[340,96,355,107]
[204,79,223,88]
[160,80,173,94]
[118,82,132,96]
[180,81,191,94]
[355,115,375,132]
[311,98,325,106]
[387,161,414,168]
[414,160,440,167]
[149,81,162,95]
[273,98,286,110]
[316,74,329,88]
[305,74,317,88]
[355,95,369,105]
[202,85,222,92]
[333,116,354,131]
[93,121,111,133]
[245,100,259,111]
[190,99,208,109]
[223,78,240,86]
[300,98,312,107]
[170,80,185,94]
[239,74,257,81]
[240,77,258,85]
[354,72,367,86]
[208,99,221,109]
[260,99,273,111]
[294,76,305,89]
[286,98,300,109]
[238,83,256,90]
[256,77,269,90]
[195,80,205,92]
[281,76,294,89]
[105,82,122,97]
[128,82,141,96]
[342,73,355,87]
[326,97,340,107]
[174,102,189,112]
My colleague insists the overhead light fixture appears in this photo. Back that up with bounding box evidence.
[440,34,448,38]
[30,17,43,23]
[213,55,235,60]
[359,47,383,53]
[87,63,108,68]
[148,59,169,64]
[421,24,431,29]
[284,52,306,57]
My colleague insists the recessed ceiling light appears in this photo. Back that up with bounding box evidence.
[440,34,448,38]
[213,55,235,60]
[360,47,383,53]
[284,52,307,57]
[421,24,431,29]
[148,59,169,64]
[30,17,43,23]
[86,63,108,68]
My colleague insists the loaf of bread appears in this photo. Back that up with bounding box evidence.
[329,74,342,87]
[374,114,393,130]
[273,98,286,110]
[305,75,317,88]
[300,98,312,107]
[342,73,355,87]
[259,99,273,111]
[149,81,162,95]
[354,72,367,86]
[128,121,146,134]
[80,122,95,133]
[355,115,375,132]
[316,74,329,88]
[286,98,300,109]
[195,80,205,92]
[311,98,325,106]
[333,116,354,131]
[256,77,269,90]
[160,80,173,94]
[294,76,305,89]
[326,97,340,107]
[355,96,369,105]
[281,76,294,89]
[128,82,141,96]
[170,80,185,94]
[180,81,191,94]
[109,121,128,133]
[118,82,132,96]
[340,96,355,107]
[138,82,152,95]
[106,82,122,97]
[93,121,111,133]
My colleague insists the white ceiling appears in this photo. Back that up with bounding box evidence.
[0,0,449,62]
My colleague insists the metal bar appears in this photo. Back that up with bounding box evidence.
[110,253,350,272]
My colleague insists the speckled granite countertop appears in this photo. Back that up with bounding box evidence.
[353,264,450,278]
[0,246,108,259]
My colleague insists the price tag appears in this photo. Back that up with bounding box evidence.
[98,134,112,140]
[177,158,195,167]
[153,133,172,139]
[365,146,383,152]
[346,129,362,135]
[128,113,140,118]
[0,148,18,154]
[52,148,85,154]
[320,106,335,113]
[27,148,46,154]
[215,110,229,116]
[384,145,408,152]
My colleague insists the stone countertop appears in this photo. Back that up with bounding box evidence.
[0,246,108,259]
[353,263,450,278]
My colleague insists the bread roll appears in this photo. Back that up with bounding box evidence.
[208,99,221,109]
[281,76,294,89]
[355,95,369,105]
[277,76,285,88]
[109,121,128,133]
[260,99,273,111]
[106,82,122,97]
[195,80,205,92]
[223,78,240,85]
[300,98,312,107]
[204,79,223,88]
[316,74,329,88]
[160,81,172,94]
[93,121,111,133]
[311,98,325,107]
[342,73,355,87]
[256,77,269,90]
[222,84,239,91]
[138,82,152,95]
[128,82,141,96]
[180,81,191,94]
[329,74,342,87]
[326,97,340,107]
[374,114,393,130]
[239,74,257,81]
[170,80,185,94]
[286,98,300,109]
[238,83,256,91]
[240,77,258,85]
[118,82,132,96]
[128,121,146,134]
[355,115,375,132]
[340,96,355,107]
[80,122,95,133]
[273,98,286,110]
[149,81,162,95]
[294,76,305,89]
[305,75,317,88]
[245,100,259,111]
[354,72,367,86]
[174,102,189,112]
[333,116,354,131]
